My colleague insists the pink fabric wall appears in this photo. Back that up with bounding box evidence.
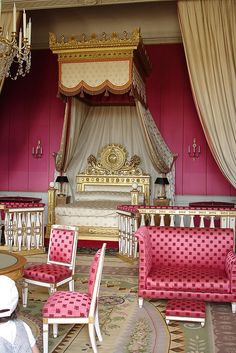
[0,50,65,192]
[0,45,235,196]
[146,44,236,196]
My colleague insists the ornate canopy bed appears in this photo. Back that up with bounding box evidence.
[47,28,177,242]
[48,144,150,241]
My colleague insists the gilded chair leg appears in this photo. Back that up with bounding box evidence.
[88,323,98,353]
[49,286,56,294]
[69,279,74,291]
[53,323,58,338]
[95,308,102,342]
[43,323,49,353]
[138,297,144,308]
[22,282,28,308]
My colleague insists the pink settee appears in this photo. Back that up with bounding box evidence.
[135,226,236,312]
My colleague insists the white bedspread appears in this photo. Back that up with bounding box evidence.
[55,191,132,228]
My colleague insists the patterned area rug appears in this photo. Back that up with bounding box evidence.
[18,252,236,353]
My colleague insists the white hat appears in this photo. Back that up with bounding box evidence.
[0,276,19,318]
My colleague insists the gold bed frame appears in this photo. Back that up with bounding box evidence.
[47,144,150,241]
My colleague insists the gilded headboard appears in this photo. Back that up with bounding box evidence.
[76,144,150,205]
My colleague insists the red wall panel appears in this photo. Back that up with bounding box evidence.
[182,77,206,195]
[0,97,10,189]
[0,50,65,192]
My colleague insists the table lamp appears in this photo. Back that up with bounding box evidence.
[55,176,69,196]
[155,177,169,199]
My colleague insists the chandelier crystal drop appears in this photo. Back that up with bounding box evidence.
[0,1,31,81]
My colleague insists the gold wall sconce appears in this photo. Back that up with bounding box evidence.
[188,138,201,160]
[32,140,43,159]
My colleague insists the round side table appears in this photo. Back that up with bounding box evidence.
[0,250,26,280]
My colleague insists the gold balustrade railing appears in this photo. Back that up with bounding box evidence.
[0,205,45,255]
[117,205,236,259]
[138,206,236,229]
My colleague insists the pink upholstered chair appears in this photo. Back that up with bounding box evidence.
[22,224,78,307]
[42,243,106,353]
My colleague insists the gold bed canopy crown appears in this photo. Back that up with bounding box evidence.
[82,144,147,176]
[49,28,151,104]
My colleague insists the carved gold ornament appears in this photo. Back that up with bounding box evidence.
[49,29,141,52]
[100,144,127,171]
[84,144,144,176]
[76,144,150,204]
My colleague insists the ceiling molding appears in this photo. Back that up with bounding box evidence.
[144,35,182,45]
[3,0,175,11]
[2,1,181,48]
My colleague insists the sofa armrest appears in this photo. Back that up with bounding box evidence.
[135,226,153,289]
[225,251,236,293]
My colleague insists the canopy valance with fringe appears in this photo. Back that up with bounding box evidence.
[49,28,151,105]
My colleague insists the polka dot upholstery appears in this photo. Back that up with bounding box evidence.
[88,249,102,297]
[43,248,103,319]
[24,264,72,283]
[139,288,236,302]
[43,291,91,318]
[1,202,44,207]
[140,226,233,269]
[22,225,78,308]
[147,266,229,293]
[42,244,106,353]
[43,246,105,326]
[135,226,236,304]
[138,205,234,211]
[49,229,75,264]
[117,205,139,213]
[225,251,236,293]
[166,299,205,318]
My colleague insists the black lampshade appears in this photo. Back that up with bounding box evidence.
[56,176,69,183]
[155,177,169,185]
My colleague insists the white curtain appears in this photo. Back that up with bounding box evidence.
[55,98,89,172]
[178,0,236,188]
[136,100,177,199]
[65,98,176,201]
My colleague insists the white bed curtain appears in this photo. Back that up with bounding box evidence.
[136,100,177,199]
[55,98,90,172]
[55,97,176,201]
[178,0,236,188]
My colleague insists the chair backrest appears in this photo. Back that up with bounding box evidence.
[88,243,106,317]
[47,225,78,271]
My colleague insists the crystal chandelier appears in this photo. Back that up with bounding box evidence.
[0,1,31,81]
